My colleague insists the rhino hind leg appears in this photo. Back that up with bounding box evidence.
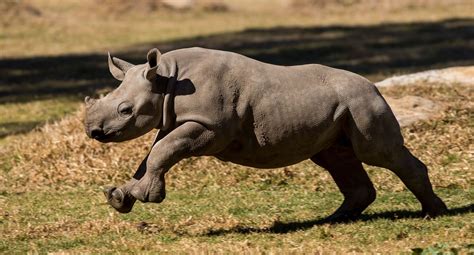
[346,96,447,218]
[356,145,447,218]
[311,144,376,222]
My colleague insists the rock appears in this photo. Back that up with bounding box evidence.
[161,0,195,10]
[376,66,474,88]
[375,66,473,127]
[384,96,444,127]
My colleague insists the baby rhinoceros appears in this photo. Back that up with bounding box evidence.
[84,47,447,222]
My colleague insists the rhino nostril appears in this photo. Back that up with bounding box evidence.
[90,128,104,139]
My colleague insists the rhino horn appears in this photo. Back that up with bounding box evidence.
[108,52,134,81]
[84,96,97,107]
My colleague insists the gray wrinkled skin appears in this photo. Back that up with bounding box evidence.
[84,47,447,221]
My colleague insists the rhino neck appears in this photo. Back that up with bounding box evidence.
[156,55,178,79]
[155,57,178,132]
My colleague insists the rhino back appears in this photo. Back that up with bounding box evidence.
[166,48,379,167]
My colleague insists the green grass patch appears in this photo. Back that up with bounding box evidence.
[1,186,472,253]
[0,98,79,140]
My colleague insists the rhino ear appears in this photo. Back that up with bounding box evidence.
[108,52,134,81]
[145,48,161,81]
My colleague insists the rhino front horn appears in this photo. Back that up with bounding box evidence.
[84,96,97,106]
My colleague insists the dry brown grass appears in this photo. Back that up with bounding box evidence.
[1,0,473,58]
[2,83,472,195]
[0,0,42,26]
[1,2,473,253]
[290,0,470,9]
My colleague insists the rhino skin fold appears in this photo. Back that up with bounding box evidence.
[84,47,447,221]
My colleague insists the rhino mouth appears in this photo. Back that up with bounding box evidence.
[95,131,118,142]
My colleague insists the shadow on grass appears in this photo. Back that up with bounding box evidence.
[204,203,474,235]
[1,18,473,104]
[0,18,472,137]
[0,121,42,138]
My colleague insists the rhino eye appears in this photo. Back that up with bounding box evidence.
[118,102,133,117]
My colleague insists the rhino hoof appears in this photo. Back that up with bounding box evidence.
[325,211,361,224]
[103,187,136,214]
[422,197,448,218]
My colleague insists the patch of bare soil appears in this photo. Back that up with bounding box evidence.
[385,96,445,127]
[376,66,473,127]
[95,0,228,14]
[376,66,474,88]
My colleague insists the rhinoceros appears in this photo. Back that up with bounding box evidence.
[84,47,447,221]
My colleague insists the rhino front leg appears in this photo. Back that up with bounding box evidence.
[128,121,219,204]
[104,131,168,213]
[103,185,137,213]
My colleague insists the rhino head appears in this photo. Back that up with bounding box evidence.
[84,49,165,143]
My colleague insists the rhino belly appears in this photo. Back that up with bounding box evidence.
[214,116,343,168]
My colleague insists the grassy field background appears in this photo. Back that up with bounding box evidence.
[0,0,473,253]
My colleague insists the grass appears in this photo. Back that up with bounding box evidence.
[1,0,473,137]
[0,98,78,140]
[0,187,472,253]
[1,0,473,58]
[0,84,472,253]
[1,0,473,253]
